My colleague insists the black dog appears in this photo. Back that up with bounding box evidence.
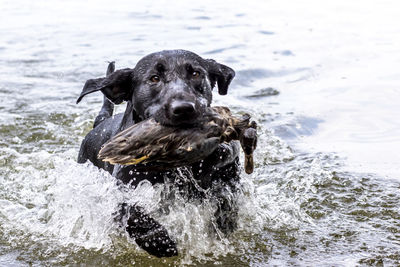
[77,50,252,257]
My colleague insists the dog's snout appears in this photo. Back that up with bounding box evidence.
[171,101,195,117]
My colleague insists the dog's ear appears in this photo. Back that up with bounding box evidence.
[206,59,235,95]
[76,67,134,104]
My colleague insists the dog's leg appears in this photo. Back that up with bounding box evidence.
[117,203,178,257]
[192,142,240,188]
[93,96,114,128]
[192,146,241,235]
[213,184,239,235]
[93,62,115,128]
[210,160,241,236]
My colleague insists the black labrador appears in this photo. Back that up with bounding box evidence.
[77,50,253,257]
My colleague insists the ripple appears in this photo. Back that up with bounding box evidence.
[194,16,211,20]
[271,116,324,140]
[234,67,311,86]
[203,44,245,55]
[259,30,275,35]
[244,87,280,98]
[273,50,294,56]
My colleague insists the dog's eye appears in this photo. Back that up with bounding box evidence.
[192,71,200,78]
[150,75,160,83]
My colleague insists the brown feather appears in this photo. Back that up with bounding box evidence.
[98,106,257,172]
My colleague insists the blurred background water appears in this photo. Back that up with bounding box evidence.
[1,0,400,266]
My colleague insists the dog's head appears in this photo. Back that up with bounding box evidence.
[77,50,235,126]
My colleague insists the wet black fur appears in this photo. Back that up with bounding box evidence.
[77,50,242,257]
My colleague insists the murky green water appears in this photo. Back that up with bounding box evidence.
[1,0,400,266]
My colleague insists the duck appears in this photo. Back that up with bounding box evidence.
[98,106,257,173]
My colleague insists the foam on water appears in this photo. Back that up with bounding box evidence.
[1,150,117,249]
[0,121,314,265]
[0,117,355,266]
[1,120,400,265]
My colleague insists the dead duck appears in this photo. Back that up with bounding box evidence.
[98,106,257,173]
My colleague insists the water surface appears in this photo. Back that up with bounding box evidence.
[1,0,400,266]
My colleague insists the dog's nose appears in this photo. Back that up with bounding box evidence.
[171,101,195,117]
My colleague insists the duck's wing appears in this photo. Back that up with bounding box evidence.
[98,118,168,164]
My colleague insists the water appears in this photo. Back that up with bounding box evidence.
[1,0,400,265]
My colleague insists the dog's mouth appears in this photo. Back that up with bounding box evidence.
[152,101,207,128]
[154,111,203,128]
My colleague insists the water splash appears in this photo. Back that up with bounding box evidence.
[0,121,298,265]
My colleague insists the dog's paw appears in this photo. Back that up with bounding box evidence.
[125,205,178,257]
[134,227,178,257]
